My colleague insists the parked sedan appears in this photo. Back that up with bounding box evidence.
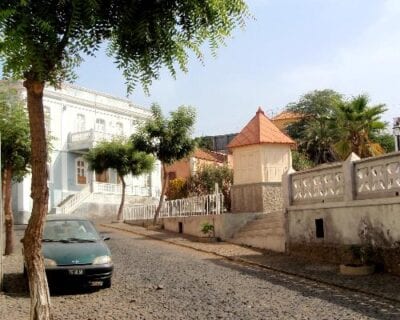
[25,215,113,288]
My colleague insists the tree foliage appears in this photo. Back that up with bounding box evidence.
[132,104,196,223]
[286,90,389,165]
[0,0,248,91]
[187,164,233,211]
[291,150,313,171]
[166,177,188,200]
[370,131,395,153]
[194,136,213,151]
[0,81,31,181]
[286,89,343,164]
[85,138,154,220]
[132,104,197,164]
[333,95,387,159]
[0,80,31,255]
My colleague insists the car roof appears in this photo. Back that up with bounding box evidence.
[46,214,89,221]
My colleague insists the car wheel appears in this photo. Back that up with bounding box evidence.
[102,278,111,289]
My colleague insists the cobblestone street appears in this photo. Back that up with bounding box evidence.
[2,226,400,320]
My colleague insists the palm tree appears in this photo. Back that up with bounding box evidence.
[333,95,387,159]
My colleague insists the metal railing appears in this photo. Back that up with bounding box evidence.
[123,193,224,221]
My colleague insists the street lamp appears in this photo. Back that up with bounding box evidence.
[393,117,400,152]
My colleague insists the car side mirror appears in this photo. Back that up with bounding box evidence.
[102,236,111,241]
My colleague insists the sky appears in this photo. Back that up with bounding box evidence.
[8,0,400,136]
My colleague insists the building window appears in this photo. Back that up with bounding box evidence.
[76,159,87,184]
[76,113,86,132]
[116,122,123,135]
[95,118,106,132]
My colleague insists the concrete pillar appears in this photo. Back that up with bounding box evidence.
[282,167,296,209]
[342,152,360,202]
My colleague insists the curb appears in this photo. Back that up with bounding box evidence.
[101,223,400,305]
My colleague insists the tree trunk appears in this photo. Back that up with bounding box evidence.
[3,165,14,255]
[116,175,126,221]
[153,163,168,225]
[21,79,52,320]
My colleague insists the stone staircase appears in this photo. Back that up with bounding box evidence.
[229,211,286,252]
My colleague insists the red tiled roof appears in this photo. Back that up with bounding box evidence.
[272,110,303,121]
[192,149,226,163]
[228,107,295,149]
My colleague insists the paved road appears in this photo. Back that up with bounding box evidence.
[2,226,400,319]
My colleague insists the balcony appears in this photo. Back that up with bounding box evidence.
[68,129,116,151]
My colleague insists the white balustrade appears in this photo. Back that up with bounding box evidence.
[92,182,151,197]
[69,129,116,145]
[291,164,344,204]
[355,153,400,199]
[123,193,224,221]
[58,185,92,214]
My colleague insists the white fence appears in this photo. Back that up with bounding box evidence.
[123,193,224,221]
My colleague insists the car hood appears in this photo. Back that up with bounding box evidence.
[42,241,111,266]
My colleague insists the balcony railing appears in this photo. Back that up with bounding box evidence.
[92,182,151,197]
[68,129,119,150]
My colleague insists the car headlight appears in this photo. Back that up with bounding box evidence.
[92,255,112,265]
[44,258,57,267]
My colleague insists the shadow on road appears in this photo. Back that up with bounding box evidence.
[49,281,104,296]
[2,271,105,298]
[2,272,29,298]
[207,257,400,320]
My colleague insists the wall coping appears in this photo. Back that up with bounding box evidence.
[287,196,400,211]
[232,182,282,188]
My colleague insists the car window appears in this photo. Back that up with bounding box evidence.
[43,220,100,241]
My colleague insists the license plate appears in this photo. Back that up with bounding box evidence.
[68,269,84,275]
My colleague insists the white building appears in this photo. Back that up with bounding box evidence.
[12,83,161,223]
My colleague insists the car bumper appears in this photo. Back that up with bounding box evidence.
[45,263,113,283]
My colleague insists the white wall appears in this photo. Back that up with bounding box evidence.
[233,144,291,185]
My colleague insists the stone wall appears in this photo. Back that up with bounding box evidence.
[231,182,282,213]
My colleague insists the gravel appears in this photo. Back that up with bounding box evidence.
[2,227,400,320]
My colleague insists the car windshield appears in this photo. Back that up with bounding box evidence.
[43,219,100,242]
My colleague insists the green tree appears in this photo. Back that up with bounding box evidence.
[0,2,248,318]
[132,104,196,224]
[333,95,387,159]
[194,136,213,151]
[286,89,343,164]
[85,139,154,221]
[370,131,395,153]
[187,164,233,211]
[0,81,31,255]
[291,150,313,171]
